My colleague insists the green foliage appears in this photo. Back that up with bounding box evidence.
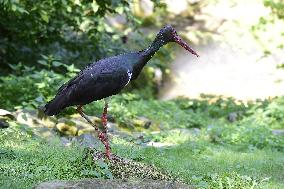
[248,97,284,129]
[107,93,207,129]
[0,122,112,189]
[207,123,284,151]
[174,94,251,118]
[251,0,284,55]
[0,0,132,68]
[0,61,78,110]
[0,0,175,98]
[193,172,266,189]
[112,94,284,151]
[0,0,173,74]
[264,0,284,19]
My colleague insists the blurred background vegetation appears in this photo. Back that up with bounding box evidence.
[0,0,174,105]
[0,0,284,188]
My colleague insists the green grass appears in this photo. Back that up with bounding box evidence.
[112,137,284,189]
[1,95,284,188]
[0,123,112,189]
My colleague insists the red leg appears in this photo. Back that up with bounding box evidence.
[77,105,111,159]
[102,102,108,134]
[101,100,111,159]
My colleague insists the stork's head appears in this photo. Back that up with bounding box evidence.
[157,25,199,57]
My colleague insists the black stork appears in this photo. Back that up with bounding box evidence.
[44,25,199,159]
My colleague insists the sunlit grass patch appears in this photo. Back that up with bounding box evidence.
[112,136,284,189]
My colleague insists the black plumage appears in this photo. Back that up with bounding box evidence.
[45,55,136,115]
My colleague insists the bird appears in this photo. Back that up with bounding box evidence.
[44,25,199,159]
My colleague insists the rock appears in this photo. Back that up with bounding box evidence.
[57,118,76,125]
[146,141,175,148]
[35,179,192,189]
[76,133,100,148]
[0,109,15,127]
[172,128,201,135]
[15,109,56,137]
[192,128,201,134]
[135,116,152,129]
[60,137,72,146]
[120,117,158,131]
[106,122,119,133]
[70,114,101,124]
[0,120,9,128]
[55,123,78,136]
[0,109,14,119]
[272,129,284,136]
[70,114,100,130]
[228,112,238,122]
[59,133,101,148]
[207,125,215,130]
[35,127,57,138]
[16,109,56,128]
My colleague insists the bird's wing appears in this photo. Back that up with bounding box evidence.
[56,62,97,94]
[57,72,84,94]
[97,66,132,88]
[64,65,132,105]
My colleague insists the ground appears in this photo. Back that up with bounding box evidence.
[1,95,283,189]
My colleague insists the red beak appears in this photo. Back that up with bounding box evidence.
[174,35,199,57]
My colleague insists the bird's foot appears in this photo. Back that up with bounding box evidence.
[103,136,111,159]
[100,137,111,159]
[105,148,111,159]
[97,130,111,159]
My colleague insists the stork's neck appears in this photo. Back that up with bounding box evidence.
[131,34,168,80]
[142,36,168,59]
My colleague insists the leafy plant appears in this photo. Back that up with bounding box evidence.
[207,122,284,151]
[0,61,79,110]
[0,0,133,68]
[174,95,251,119]
[251,0,284,55]
[194,172,267,189]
